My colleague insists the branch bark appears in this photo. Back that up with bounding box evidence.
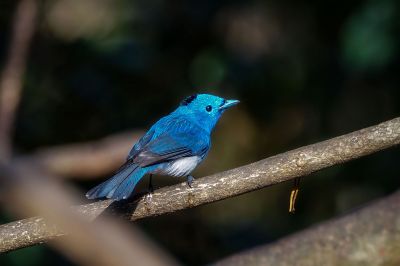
[213,190,400,266]
[1,117,399,253]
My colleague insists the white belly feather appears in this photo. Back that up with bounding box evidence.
[161,156,202,177]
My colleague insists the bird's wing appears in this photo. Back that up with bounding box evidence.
[132,122,210,167]
[111,129,156,175]
[127,129,155,160]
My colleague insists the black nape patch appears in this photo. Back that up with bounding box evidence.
[181,94,198,106]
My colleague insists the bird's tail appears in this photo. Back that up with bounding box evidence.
[86,163,148,200]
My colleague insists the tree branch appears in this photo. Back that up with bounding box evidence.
[1,117,399,253]
[25,130,144,179]
[0,163,178,265]
[0,0,37,162]
[213,189,400,266]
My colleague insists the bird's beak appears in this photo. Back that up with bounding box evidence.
[219,99,240,111]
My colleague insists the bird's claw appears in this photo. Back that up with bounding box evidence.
[145,192,153,203]
[187,175,194,188]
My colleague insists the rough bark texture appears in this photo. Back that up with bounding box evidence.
[213,190,400,266]
[1,117,399,253]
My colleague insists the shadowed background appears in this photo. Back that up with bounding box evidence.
[0,0,399,265]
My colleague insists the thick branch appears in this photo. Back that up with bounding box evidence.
[1,117,399,252]
[213,190,400,266]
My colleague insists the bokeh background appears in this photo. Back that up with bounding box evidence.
[1,0,399,265]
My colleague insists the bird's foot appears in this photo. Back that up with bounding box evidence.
[148,174,154,193]
[145,192,153,204]
[187,175,194,188]
[145,174,154,204]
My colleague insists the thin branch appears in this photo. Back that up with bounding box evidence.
[0,0,37,162]
[213,190,400,266]
[25,130,144,178]
[1,117,399,253]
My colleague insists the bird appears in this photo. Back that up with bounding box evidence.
[86,93,239,201]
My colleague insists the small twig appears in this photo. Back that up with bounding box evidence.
[288,177,300,214]
[0,117,399,253]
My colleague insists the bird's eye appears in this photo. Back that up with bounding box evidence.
[206,105,212,112]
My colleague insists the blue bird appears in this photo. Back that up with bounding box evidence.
[86,94,239,201]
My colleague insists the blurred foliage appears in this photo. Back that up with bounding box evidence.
[342,0,398,71]
[1,0,400,265]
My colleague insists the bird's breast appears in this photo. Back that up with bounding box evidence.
[156,156,202,177]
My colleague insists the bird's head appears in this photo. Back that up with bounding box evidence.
[176,93,239,132]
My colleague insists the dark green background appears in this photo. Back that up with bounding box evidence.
[1,0,399,265]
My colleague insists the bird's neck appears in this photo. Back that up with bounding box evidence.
[172,109,217,134]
